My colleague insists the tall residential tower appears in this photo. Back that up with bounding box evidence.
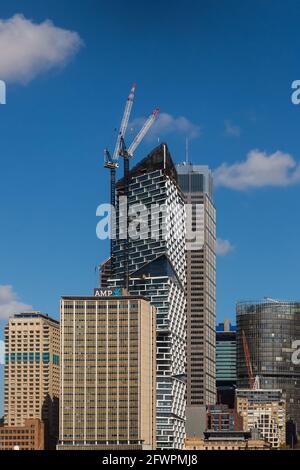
[110,144,187,449]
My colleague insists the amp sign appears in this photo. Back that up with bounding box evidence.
[94,288,123,298]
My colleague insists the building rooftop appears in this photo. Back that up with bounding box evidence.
[61,295,150,301]
[12,311,59,325]
[116,143,178,189]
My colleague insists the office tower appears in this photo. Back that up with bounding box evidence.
[236,300,300,435]
[0,419,44,450]
[236,388,286,448]
[185,429,270,450]
[216,320,236,408]
[58,294,156,450]
[110,144,187,449]
[206,404,243,432]
[176,163,216,420]
[4,311,60,449]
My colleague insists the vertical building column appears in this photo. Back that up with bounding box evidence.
[72,301,76,445]
[95,301,98,444]
[106,300,109,443]
[84,301,87,444]
[61,302,64,444]
[117,300,120,443]
[127,299,130,444]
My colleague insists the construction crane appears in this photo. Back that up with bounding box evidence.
[242,329,255,389]
[104,84,159,289]
[104,83,136,209]
[104,83,136,278]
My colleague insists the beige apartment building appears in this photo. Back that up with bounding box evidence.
[4,311,60,449]
[236,389,286,448]
[58,294,156,450]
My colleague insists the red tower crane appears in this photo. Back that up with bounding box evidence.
[242,329,255,389]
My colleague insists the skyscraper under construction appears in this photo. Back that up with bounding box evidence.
[109,144,187,449]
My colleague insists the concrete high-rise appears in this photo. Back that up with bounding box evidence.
[110,144,187,449]
[176,163,216,420]
[4,311,60,449]
[237,300,300,436]
[58,294,156,450]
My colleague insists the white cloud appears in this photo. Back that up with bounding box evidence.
[224,120,240,137]
[214,149,300,190]
[0,285,32,320]
[129,112,201,141]
[0,14,83,84]
[216,238,234,256]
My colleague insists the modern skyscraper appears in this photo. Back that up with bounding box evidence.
[110,144,187,449]
[176,163,216,411]
[236,300,300,436]
[58,294,156,450]
[236,388,286,448]
[216,320,236,408]
[4,311,60,449]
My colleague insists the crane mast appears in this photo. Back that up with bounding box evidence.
[103,84,159,290]
[113,83,136,161]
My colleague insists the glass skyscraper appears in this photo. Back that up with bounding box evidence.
[237,300,300,436]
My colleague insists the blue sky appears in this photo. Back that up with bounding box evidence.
[1,0,300,410]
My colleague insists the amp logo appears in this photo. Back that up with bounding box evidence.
[94,287,122,298]
[0,80,6,105]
